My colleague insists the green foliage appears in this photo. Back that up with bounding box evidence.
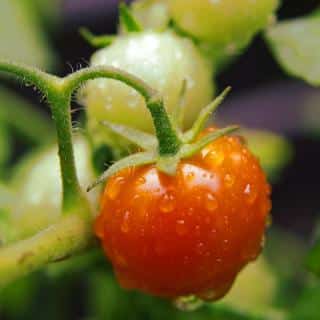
[0,0,56,69]
[0,123,11,175]
[243,129,293,182]
[266,10,320,86]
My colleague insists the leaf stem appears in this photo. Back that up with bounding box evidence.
[64,66,182,156]
[0,60,86,213]
[0,215,94,288]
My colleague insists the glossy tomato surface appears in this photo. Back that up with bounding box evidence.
[95,133,271,299]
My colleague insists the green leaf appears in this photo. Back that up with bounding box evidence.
[101,120,158,151]
[0,0,56,69]
[307,238,320,276]
[242,129,293,182]
[266,11,320,86]
[0,86,54,145]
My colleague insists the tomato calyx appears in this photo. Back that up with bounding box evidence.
[80,3,142,49]
[87,86,238,191]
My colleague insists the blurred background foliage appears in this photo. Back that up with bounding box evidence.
[0,0,320,319]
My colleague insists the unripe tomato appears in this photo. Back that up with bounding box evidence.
[95,131,271,299]
[168,0,279,53]
[131,0,170,31]
[9,136,98,241]
[79,31,214,147]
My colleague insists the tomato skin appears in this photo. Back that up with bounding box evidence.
[169,0,279,53]
[95,131,271,299]
[79,31,214,148]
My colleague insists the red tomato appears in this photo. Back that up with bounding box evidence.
[95,131,271,299]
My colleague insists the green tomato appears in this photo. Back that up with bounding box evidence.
[8,136,98,242]
[131,0,170,31]
[79,31,214,148]
[169,0,279,53]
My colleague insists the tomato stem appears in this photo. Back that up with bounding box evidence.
[0,60,87,214]
[0,215,94,288]
[64,66,182,156]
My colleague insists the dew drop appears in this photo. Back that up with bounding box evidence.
[205,193,218,212]
[159,193,176,213]
[195,225,201,235]
[206,151,225,166]
[173,295,204,312]
[230,152,242,164]
[198,290,217,301]
[186,171,195,181]
[176,220,187,236]
[120,211,130,233]
[224,174,235,188]
[136,176,146,185]
[196,242,205,255]
[106,177,124,200]
[244,184,257,204]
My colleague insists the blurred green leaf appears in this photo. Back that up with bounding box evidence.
[26,0,61,29]
[0,122,11,173]
[0,0,56,69]
[0,273,39,318]
[288,279,320,320]
[218,256,285,320]
[242,129,293,182]
[306,220,320,277]
[266,10,320,86]
[0,86,54,145]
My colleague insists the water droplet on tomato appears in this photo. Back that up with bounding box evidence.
[159,192,176,213]
[206,151,224,166]
[106,177,124,200]
[205,193,218,212]
[199,290,217,301]
[176,220,187,236]
[224,174,235,188]
[121,211,130,233]
[244,184,257,204]
[174,295,204,311]
[196,242,205,255]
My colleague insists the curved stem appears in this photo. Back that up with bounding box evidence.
[0,60,85,213]
[0,215,94,288]
[63,66,156,101]
[64,66,182,156]
[0,60,59,94]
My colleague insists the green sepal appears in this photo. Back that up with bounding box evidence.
[101,120,157,151]
[119,2,143,33]
[181,126,239,159]
[79,28,115,48]
[171,79,187,132]
[87,151,157,191]
[183,87,231,142]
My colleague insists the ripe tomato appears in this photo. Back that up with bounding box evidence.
[169,0,279,53]
[79,31,214,147]
[95,130,271,299]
